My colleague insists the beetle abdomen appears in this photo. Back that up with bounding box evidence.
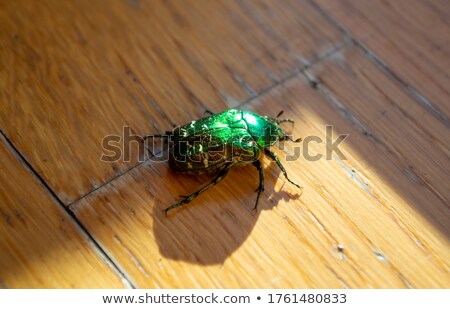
[169,147,227,174]
[169,144,259,174]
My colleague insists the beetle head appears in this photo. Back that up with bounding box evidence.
[268,111,302,143]
[241,110,301,147]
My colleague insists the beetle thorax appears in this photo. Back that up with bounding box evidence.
[241,111,285,147]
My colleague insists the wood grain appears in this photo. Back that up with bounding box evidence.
[0,135,127,288]
[1,0,448,289]
[0,0,343,204]
[308,46,450,233]
[313,0,450,123]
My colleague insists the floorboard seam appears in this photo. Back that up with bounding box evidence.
[0,129,136,288]
[308,0,449,128]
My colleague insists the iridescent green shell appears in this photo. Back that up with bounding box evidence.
[168,109,286,173]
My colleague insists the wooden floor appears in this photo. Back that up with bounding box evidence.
[1,0,449,288]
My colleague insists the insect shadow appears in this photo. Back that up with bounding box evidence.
[151,157,301,266]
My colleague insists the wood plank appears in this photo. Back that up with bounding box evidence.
[313,0,450,123]
[71,46,449,287]
[309,46,450,214]
[0,135,128,288]
[0,0,343,204]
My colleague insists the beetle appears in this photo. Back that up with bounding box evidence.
[144,109,302,215]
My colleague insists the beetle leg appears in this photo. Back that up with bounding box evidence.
[142,131,172,140]
[163,162,237,215]
[252,160,265,210]
[264,148,303,190]
[280,135,302,143]
[143,132,172,157]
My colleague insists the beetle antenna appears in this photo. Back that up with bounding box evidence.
[204,109,215,116]
[276,110,284,118]
[278,118,295,124]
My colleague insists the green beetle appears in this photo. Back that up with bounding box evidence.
[145,109,302,215]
